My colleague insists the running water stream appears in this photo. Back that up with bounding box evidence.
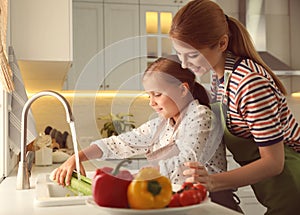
[69,121,81,181]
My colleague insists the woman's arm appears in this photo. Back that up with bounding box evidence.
[184,141,285,192]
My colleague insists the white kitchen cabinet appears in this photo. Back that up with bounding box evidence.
[237,186,267,215]
[10,0,73,92]
[139,1,214,89]
[67,0,140,90]
[226,150,267,214]
[104,0,139,3]
[67,1,104,90]
[139,2,186,71]
[139,0,189,7]
[69,0,192,90]
[103,2,141,90]
[10,0,72,61]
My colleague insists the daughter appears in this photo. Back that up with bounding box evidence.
[54,55,225,193]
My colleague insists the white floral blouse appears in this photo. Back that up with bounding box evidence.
[91,100,226,184]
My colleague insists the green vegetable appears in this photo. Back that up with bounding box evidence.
[66,172,92,196]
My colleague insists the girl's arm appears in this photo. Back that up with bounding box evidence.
[92,118,159,160]
[53,144,103,186]
[184,141,285,192]
[53,118,158,186]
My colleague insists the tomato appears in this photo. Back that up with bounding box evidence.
[193,188,203,203]
[193,183,207,200]
[168,193,181,207]
[168,182,206,208]
[179,189,201,206]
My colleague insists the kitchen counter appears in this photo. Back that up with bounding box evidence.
[0,161,242,215]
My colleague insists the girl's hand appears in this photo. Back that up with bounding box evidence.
[52,155,86,186]
[183,162,213,191]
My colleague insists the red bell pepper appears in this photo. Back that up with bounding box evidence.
[92,159,134,208]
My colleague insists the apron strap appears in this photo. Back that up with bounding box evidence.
[213,67,260,164]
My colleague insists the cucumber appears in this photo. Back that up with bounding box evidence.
[72,172,92,185]
[66,172,92,196]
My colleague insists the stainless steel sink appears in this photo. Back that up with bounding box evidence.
[34,172,93,207]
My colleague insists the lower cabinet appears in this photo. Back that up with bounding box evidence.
[237,186,267,215]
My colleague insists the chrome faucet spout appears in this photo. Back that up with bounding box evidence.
[16,90,74,190]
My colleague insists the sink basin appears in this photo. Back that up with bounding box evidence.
[34,172,93,207]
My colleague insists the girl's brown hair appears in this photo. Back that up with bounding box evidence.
[169,0,287,95]
[143,56,210,108]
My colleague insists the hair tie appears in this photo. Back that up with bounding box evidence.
[225,14,229,22]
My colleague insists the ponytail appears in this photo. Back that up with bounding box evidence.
[227,16,287,95]
[193,83,211,109]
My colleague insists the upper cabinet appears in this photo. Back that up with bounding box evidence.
[139,1,187,70]
[139,0,210,89]
[103,2,140,90]
[67,0,140,90]
[10,0,72,92]
[104,0,139,3]
[67,1,104,90]
[10,0,72,61]
[139,0,189,6]
[12,0,186,91]
[68,0,187,91]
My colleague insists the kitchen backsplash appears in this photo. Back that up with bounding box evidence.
[30,93,154,149]
[30,92,300,150]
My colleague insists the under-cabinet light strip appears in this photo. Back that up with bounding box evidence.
[27,91,149,98]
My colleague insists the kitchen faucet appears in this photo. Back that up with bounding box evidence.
[16,90,75,189]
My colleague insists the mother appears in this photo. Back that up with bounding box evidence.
[169,0,300,214]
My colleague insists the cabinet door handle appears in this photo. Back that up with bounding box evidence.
[174,0,177,3]
[106,84,109,88]
[100,84,103,89]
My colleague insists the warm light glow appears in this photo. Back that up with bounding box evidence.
[27,90,149,99]
[291,92,300,97]
[160,12,172,34]
[146,12,158,34]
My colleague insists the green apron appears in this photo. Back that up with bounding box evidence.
[211,101,300,215]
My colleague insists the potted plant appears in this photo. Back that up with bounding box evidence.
[98,113,136,137]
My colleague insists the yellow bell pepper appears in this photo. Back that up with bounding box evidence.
[127,168,172,209]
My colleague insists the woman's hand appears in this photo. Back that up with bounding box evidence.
[183,162,213,191]
[52,155,86,186]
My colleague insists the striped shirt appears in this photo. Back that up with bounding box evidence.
[211,52,300,151]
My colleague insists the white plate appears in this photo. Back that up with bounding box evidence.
[86,197,210,215]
